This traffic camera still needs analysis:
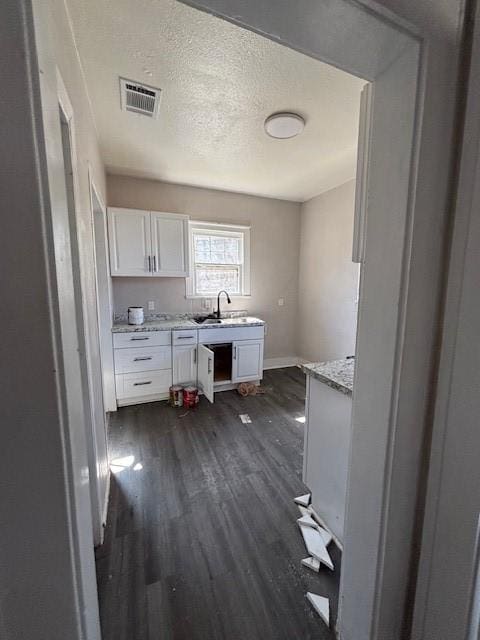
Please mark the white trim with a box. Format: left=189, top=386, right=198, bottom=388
left=88, top=171, right=114, bottom=543
left=57, top=70, right=105, bottom=548
left=352, top=82, right=373, bottom=264
left=189, top=220, right=251, bottom=231
left=263, top=356, right=306, bottom=370
left=186, top=221, right=251, bottom=298
left=411, top=4, right=480, bottom=637
left=27, top=0, right=449, bottom=637
left=31, top=2, right=102, bottom=635
left=88, top=169, right=116, bottom=414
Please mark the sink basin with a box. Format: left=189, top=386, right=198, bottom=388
left=193, top=317, right=222, bottom=325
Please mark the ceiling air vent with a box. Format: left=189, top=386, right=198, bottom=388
left=120, top=78, right=161, bottom=118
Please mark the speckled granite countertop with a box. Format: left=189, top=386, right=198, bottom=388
left=112, top=316, right=265, bottom=333
left=300, top=358, right=355, bottom=396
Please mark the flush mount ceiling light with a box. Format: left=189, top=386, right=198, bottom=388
left=264, top=112, right=305, bottom=139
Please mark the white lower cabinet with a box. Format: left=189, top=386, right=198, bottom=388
left=114, top=345, right=171, bottom=374
left=232, top=339, right=264, bottom=383
left=303, top=376, right=352, bottom=545
left=113, top=325, right=265, bottom=406
left=197, top=344, right=215, bottom=403
left=114, top=330, right=172, bottom=406
left=172, top=345, right=197, bottom=386
left=115, top=370, right=172, bottom=402
left=197, top=336, right=264, bottom=404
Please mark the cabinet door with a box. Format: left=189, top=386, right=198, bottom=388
left=108, top=208, right=151, bottom=276
left=172, top=345, right=197, bottom=385
left=197, top=344, right=214, bottom=403
left=151, top=212, right=189, bottom=277
left=232, top=339, right=264, bottom=383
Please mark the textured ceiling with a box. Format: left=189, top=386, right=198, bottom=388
left=67, top=0, right=365, bottom=201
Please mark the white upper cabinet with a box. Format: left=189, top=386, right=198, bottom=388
left=107, top=208, right=189, bottom=277
left=232, top=339, right=264, bottom=383
left=151, top=212, right=189, bottom=277
left=108, top=208, right=151, bottom=276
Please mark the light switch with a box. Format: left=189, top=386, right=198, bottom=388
left=278, top=298, right=285, bottom=306
left=147, top=300, right=155, bottom=311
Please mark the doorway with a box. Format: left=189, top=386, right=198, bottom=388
left=178, top=3, right=425, bottom=639
left=32, top=0, right=432, bottom=637
left=90, top=177, right=116, bottom=415
left=58, top=86, right=109, bottom=548
left=59, top=104, right=103, bottom=544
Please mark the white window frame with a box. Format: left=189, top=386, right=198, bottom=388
left=186, top=221, right=251, bottom=298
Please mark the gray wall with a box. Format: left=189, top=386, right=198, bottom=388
left=107, top=175, right=302, bottom=360
left=298, top=180, right=359, bottom=362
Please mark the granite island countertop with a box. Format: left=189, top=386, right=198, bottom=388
left=300, top=357, right=355, bottom=396
left=112, top=316, right=265, bottom=333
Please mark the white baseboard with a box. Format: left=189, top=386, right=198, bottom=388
left=263, top=356, right=307, bottom=370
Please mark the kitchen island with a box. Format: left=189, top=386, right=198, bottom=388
left=300, top=357, right=355, bottom=546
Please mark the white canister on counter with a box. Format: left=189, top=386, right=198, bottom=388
left=128, top=306, right=144, bottom=325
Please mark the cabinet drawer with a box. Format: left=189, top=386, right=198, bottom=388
left=113, top=330, right=171, bottom=349
left=172, top=329, right=198, bottom=345
left=114, top=345, right=171, bottom=374
left=115, top=370, right=172, bottom=400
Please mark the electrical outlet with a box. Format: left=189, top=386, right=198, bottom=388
left=202, top=298, right=212, bottom=311
left=147, top=300, right=155, bottom=311
left=278, top=298, right=285, bottom=307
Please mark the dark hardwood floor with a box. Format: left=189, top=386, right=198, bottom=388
left=96, top=367, right=340, bottom=640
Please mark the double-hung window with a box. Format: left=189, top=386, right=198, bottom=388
left=186, top=222, right=251, bottom=297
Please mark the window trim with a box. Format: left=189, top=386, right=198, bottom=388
left=185, top=221, right=251, bottom=298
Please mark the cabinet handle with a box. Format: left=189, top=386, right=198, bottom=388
left=134, top=381, right=152, bottom=386
left=134, top=356, right=152, bottom=361
left=233, top=346, right=237, bottom=359
left=131, top=337, right=149, bottom=341
left=177, top=336, right=194, bottom=340
left=193, top=348, right=197, bottom=364
left=153, top=255, right=157, bottom=272
left=148, top=255, right=151, bottom=272
left=208, top=358, right=212, bottom=374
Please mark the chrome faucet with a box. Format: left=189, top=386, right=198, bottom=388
left=215, top=290, right=231, bottom=319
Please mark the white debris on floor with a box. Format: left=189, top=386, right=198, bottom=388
left=306, top=592, right=330, bottom=627
left=295, top=493, right=332, bottom=629
left=239, top=413, right=252, bottom=424
left=294, top=493, right=311, bottom=507
left=318, top=527, right=333, bottom=547
left=301, top=556, right=320, bottom=573
left=297, top=513, right=320, bottom=529
left=298, top=522, right=334, bottom=570
left=297, top=504, right=311, bottom=517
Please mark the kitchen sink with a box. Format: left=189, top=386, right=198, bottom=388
left=193, top=317, right=223, bottom=325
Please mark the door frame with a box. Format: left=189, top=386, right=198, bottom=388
left=181, top=2, right=427, bottom=638
left=30, top=2, right=102, bottom=636
left=29, top=0, right=461, bottom=637
left=57, top=70, right=106, bottom=547
left=88, top=169, right=117, bottom=414
left=411, top=3, right=480, bottom=637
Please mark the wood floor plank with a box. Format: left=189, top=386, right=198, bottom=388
left=96, top=367, right=337, bottom=639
